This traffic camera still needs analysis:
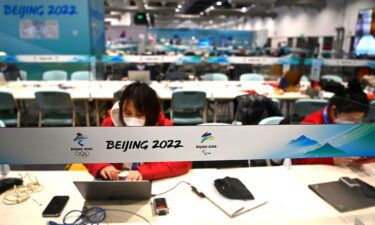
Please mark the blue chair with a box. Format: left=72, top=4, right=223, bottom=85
left=0, top=91, right=20, bottom=127
left=35, top=91, right=76, bottom=127
left=364, top=100, right=375, bottom=123
left=293, top=99, right=329, bottom=122
left=171, top=90, right=206, bottom=125
left=71, top=71, right=93, bottom=81
left=321, top=75, right=343, bottom=83
left=259, top=116, right=285, bottom=125
left=300, top=75, right=309, bottom=82
left=42, top=70, right=68, bottom=81
left=240, top=73, right=264, bottom=81
left=202, top=73, right=228, bottom=81
left=20, top=70, right=27, bottom=81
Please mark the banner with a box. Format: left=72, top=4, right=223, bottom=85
left=0, top=125, right=374, bottom=164
left=0, top=0, right=104, bottom=55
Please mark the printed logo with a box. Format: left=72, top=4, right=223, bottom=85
left=71, top=132, right=92, bottom=158
left=74, top=132, right=88, bottom=147
left=196, top=132, right=217, bottom=155
left=201, top=132, right=215, bottom=143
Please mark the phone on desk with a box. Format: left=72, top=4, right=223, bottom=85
left=42, top=196, right=69, bottom=217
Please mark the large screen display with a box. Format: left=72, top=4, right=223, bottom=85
left=354, top=8, right=375, bottom=57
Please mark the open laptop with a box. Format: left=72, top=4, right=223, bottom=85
left=73, top=180, right=152, bottom=200
left=128, top=70, right=150, bottom=83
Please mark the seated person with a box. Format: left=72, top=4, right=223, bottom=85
left=0, top=63, right=21, bottom=81
left=293, top=79, right=370, bottom=165
left=85, top=82, right=191, bottom=180
left=121, top=63, right=158, bottom=81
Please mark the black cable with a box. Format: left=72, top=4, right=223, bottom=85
left=152, top=181, right=191, bottom=197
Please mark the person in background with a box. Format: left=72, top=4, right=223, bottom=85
left=293, top=79, right=370, bottom=166
left=121, top=62, right=158, bottom=81
left=85, top=82, right=191, bottom=180
left=0, top=63, right=21, bottom=81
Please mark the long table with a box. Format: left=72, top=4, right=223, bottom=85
left=1, top=165, right=374, bottom=224
left=0, top=81, right=310, bottom=126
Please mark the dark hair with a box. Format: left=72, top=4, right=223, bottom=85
left=329, top=79, right=369, bottom=114
left=118, top=82, right=161, bottom=126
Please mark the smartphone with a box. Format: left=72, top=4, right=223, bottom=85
left=42, top=196, right=69, bottom=217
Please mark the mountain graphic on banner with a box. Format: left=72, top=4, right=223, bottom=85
left=288, top=135, right=319, bottom=147
left=304, top=143, right=346, bottom=157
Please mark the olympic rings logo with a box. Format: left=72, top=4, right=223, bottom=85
left=75, top=150, right=90, bottom=158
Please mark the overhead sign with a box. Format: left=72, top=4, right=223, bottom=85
left=0, top=125, right=374, bottom=164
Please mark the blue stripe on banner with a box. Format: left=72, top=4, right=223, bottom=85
left=0, top=125, right=375, bottom=164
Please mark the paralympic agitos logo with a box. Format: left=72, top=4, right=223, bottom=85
left=71, top=132, right=93, bottom=158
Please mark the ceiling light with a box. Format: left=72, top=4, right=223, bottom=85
left=210, top=6, right=215, bottom=10
left=175, top=8, right=180, bottom=12
left=216, top=1, right=222, bottom=6
left=178, top=5, right=182, bottom=8
left=200, top=12, right=204, bottom=15
left=241, top=7, right=247, bottom=13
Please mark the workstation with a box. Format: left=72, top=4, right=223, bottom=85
left=1, top=0, right=375, bottom=224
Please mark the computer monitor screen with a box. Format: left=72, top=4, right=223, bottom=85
left=198, top=39, right=211, bottom=47
left=354, top=8, right=375, bottom=57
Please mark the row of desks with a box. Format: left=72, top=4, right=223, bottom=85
left=1, top=165, right=374, bottom=224
left=0, top=81, right=310, bottom=126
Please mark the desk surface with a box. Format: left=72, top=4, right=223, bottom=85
left=0, top=81, right=310, bottom=101
left=1, top=165, right=374, bottom=225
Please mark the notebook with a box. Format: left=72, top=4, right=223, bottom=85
left=191, top=177, right=267, bottom=217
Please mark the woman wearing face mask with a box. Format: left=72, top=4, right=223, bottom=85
left=85, top=82, right=191, bottom=180
left=293, top=79, right=370, bottom=165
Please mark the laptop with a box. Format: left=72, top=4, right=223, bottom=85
left=73, top=180, right=152, bottom=200
left=128, top=70, right=150, bottom=83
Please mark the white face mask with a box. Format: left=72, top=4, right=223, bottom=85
left=334, top=118, right=356, bottom=124
left=123, top=117, right=145, bottom=126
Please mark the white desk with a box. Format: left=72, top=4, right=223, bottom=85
left=0, top=81, right=310, bottom=126
left=1, top=165, right=374, bottom=225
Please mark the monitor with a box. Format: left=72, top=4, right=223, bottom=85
left=128, top=70, right=151, bottom=83
left=73, top=180, right=152, bottom=200
left=354, top=8, right=375, bottom=57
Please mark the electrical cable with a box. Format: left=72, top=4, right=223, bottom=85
left=2, top=173, right=43, bottom=205
left=48, top=206, right=152, bottom=225
left=151, top=181, right=191, bottom=197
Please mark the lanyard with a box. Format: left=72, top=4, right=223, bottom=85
left=323, top=106, right=331, bottom=124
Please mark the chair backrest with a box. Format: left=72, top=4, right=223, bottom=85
left=0, top=91, right=17, bottom=110
left=364, top=99, right=375, bottom=123
left=166, top=72, right=188, bottom=81
left=113, top=88, right=124, bottom=102
left=171, top=90, right=206, bottom=110
left=42, top=70, right=68, bottom=81
left=240, top=73, right=264, bottom=81
left=35, top=91, right=72, bottom=111
left=294, top=99, right=329, bottom=119
left=202, top=73, right=228, bottom=81
left=300, top=75, right=309, bottom=82
left=321, top=75, right=343, bottom=83
left=20, top=70, right=27, bottom=81
left=259, top=116, right=284, bottom=125
left=71, top=71, right=93, bottom=81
